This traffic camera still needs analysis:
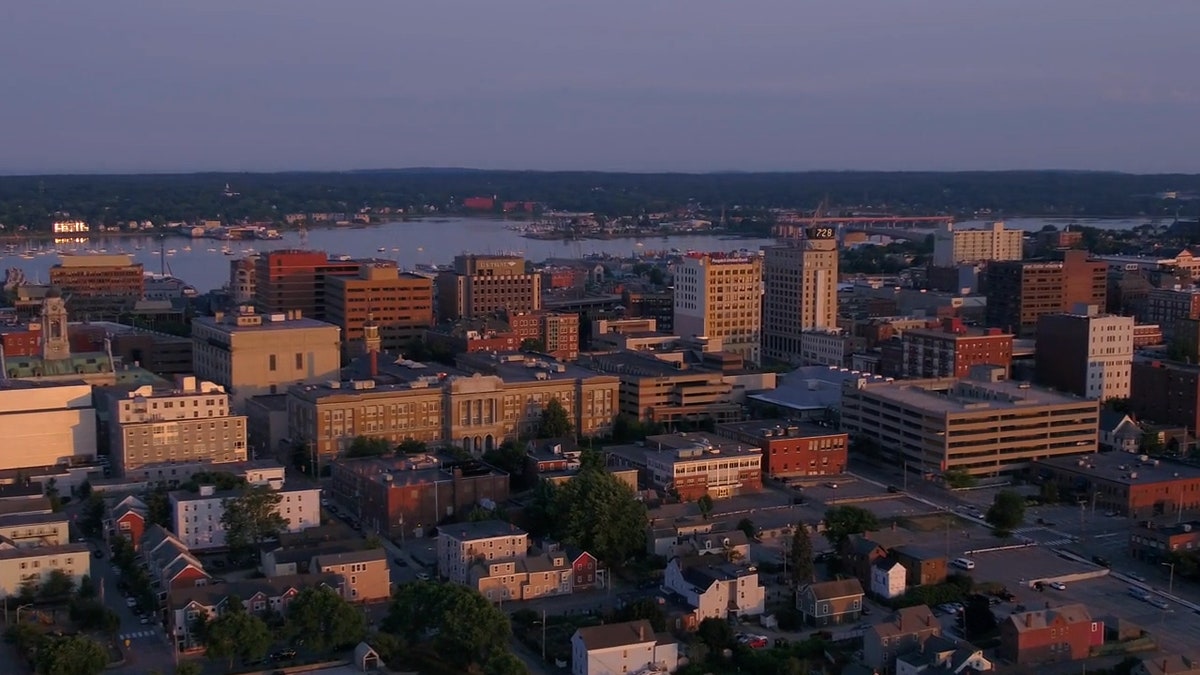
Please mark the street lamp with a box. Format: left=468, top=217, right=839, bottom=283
left=15, top=603, right=33, bottom=622
left=1156, top=557, right=1176, bottom=593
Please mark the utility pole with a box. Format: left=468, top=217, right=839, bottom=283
left=542, top=609, right=547, bottom=662
left=1163, top=561, right=1177, bottom=596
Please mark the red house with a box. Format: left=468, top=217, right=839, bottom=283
left=141, top=525, right=211, bottom=595
left=569, top=549, right=600, bottom=590
left=1000, top=604, right=1103, bottom=667
left=109, top=496, right=148, bottom=550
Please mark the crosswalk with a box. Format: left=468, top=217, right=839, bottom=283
left=119, top=629, right=157, bottom=641
left=1011, top=527, right=1077, bottom=547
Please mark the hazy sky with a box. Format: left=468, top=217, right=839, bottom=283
left=2, top=1, right=1198, bottom=174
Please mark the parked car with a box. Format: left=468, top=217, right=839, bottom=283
left=1128, top=572, right=1147, bottom=583
left=92, top=550, right=104, bottom=559
left=270, top=649, right=297, bottom=661
left=1049, top=581, right=1067, bottom=591
left=416, top=572, right=430, bottom=581
left=952, top=557, right=976, bottom=571
left=1092, top=555, right=1111, bottom=568
left=825, top=482, right=839, bottom=489
left=125, top=597, right=137, bottom=608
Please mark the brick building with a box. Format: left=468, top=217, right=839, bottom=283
left=1139, top=288, right=1200, bottom=342
left=985, top=251, right=1107, bottom=338
left=1035, top=453, right=1200, bottom=519
left=1130, top=521, right=1200, bottom=563
left=880, top=318, right=1013, bottom=379
left=436, top=254, right=541, bottom=321
left=715, top=420, right=847, bottom=478
left=1035, top=306, right=1134, bottom=401
left=999, top=604, right=1102, bottom=667
left=253, top=250, right=363, bottom=321
left=324, top=263, right=434, bottom=353
left=1130, top=357, right=1200, bottom=435
left=49, top=254, right=144, bottom=318
left=607, top=432, right=762, bottom=501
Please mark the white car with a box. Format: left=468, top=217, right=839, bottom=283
left=1049, top=581, right=1067, bottom=591
left=1148, top=597, right=1170, bottom=610
left=416, top=572, right=431, bottom=581
left=1128, top=572, right=1147, bottom=583
left=125, top=597, right=138, bottom=608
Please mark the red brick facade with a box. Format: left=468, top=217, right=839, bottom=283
left=1000, top=605, right=1103, bottom=667
left=716, top=421, right=847, bottom=478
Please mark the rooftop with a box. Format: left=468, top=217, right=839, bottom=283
left=805, top=578, right=864, bottom=601
left=575, top=620, right=658, bottom=651
left=0, top=542, right=88, bottom=561
left=441, top=519, right=527, bottom=541
left=717, top=419, right=844, bottom=440
left=1036, top=452, right=1200, bottom=486
left=748, top=365, right=893, bottom=412
left=580, top=350, right=705, bottom=378
left=644, top=432, right=762, bottom=459
left=168, top=573, right=341, bottom=610
left=193, top=311, right=337, bottom=334
left=454, top=352, right=612, bottom=384
left=171, top=484, right=317, bottom=503
left=870, top=605, right=938, bottom=639
left=1005, top=603, right=1092, bottom=633
left=0, top=512, right=69, bottom=528
left=852, top=370, right=1091, bottom=414
left=314, top=548, right=388, bottom=566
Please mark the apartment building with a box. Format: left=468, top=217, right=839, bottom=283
left=674, top=252, right=764, bottom=364
left=1139, top=288, right=1200, bottom=341
left=505, top=310, right=581, bottom=361
left=579, top=351, right=741, bottom=427
left=312, top=549, right=391, bottom=602
left=324, top=263, right=434, bottom=353
left=141, top=525, right=209, bottom=593
left=864, top=605, right=941, bottom=671
left=329, top=455, right=510, bottom=539
left=571, top=620, right=679, bottom=675
left=253, top=249, right=363, bottom=321
left=1130, top=357, right=1200, bottom=434
left=192, top=306, right=341, bottom=407
left=622, top=288, right=674, bottom=333
left=107, top=376, right=247, bottom=475
left=229, top=256, right=256, bottom=305
left=471, top=550, right=574, bottom=603
left=0, top=380, right=96, bottom=471
left=108, top=496, right=147, bottom=549
left=608, top=432, right=762, bottom=501
left=933, top=221, right=1024, bottom=267
left=169, top=485, right=320, bottom=550
left=985, top=251, right=1108, bottom=338
left=0, top=542, right=91, bottom=599
left=436, top=254, right=541, bottom=321
left=0, top=513, right=70, bottom=548
left=841, top=366, right=1099, bottom=478
left=49, top=254, right=144, bottom=317
left=1035, top=306, right=1134, bottom=400
left=763, top=235, right=838, bottom=364
left=716, top=420, right=847, bottom=478
left=881, top=318, right=1013, bottom=379
left=999, top=604, right=1103, bottom=667
left=287, top=378, right=445, bottom=459
left=437, top=520, right=529, bottom=585
left=662, top=555, right=765, bottom=623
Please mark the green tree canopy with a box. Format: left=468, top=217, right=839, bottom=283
left=696, top=617, right=734, bottom=652
left=613, top=598, right=667, bottom=632
left=823, top=505, right=879, bottom=550
left=696, top=494, right=714, bottom=519
left=203, top=602, right=272, bottom=669
left=523, top=479, right=559, bottom=538
left=537, top=398, right=573, bottom=439
left=347, top=436, right=392, bottom=458
left=146, top=488, right=171, bottom=528
left=383, top=581, right=512, bottom=670
left=555, top=466, right=648, bottom=568
left=396, top=439, right=428, bottom=454
left=221, top=486, right=288, bottom=554
left=35, top=634, right=108, bottom=675
left=520, top=338, right=546, bottom=353
left=985, top=490, right=1026, bottom=536
left=39, top=568, right=76, bottom=601
left=790, top=524, right=815, bottom=587
left=284, top=586, right=367, bottom=654
left=484, top=652, right=529, bottom=675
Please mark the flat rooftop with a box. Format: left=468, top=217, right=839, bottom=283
left=718, top=419, right=844, bottom=439
left=855, top=374, right=1091, bottom=414
left=441, top=519, right=527, bottom=541
left=0, top=542, right=88, bottom=561
left=193, top=314, right=337, bottom=333
left=455, top=352, right=611, bottom=383
left=581, top=350, right=708, bottom=378
left=1036, top=452, right=1200, bottom=486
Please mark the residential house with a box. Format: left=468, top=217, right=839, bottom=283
left=545, top=542, right=602, bottom=590
left=871, top=559, right=907, bottom=600
left=891, top=546, right=948, bottom=587
left=471, top=551, right=573, bottom=603
left=797, top=578, right=865, bottom=627
left=140, top=525, right=209, bottom=596
left=169, top=484, right=320, bottom=550
left=0, top=541, right=90, bottom=598
left=686, top=530, right=751, bottom=562
left=864, top=605, right=940, bottom=671
left=108, top=496, right=147, bottom=549
left=570, top=619, right=679, bottom=675
left=844, top=535, right=889, bottom=586
left=999, top=604, right=1103, bottom=667
left=312, top=549, right=391, bottom=603
left=169, top=573, right=341, bottom=652
left=1134, top=654, right=1200, bottom=675
left=0, top=512, right=70, bottom=548
left=437, top=520, right=528, bottom=585
left=1100, top=410, right=1143, bottom=453
left=662, top=555, right=765, bottom=626
left=896, top=635, right=994, bottom=674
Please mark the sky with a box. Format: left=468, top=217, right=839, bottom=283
left=1, top=1, right=1198, bottom=174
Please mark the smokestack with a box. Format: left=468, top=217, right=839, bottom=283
left=1025, top=613, right=1031, bottom=628
left=369, top=349, right=378, bottom=378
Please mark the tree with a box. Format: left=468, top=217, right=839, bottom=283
left=383, top=581, right=511, bottom=670
left=146, top=488, right=171, bottom=528
left=942, top=469, right=977, bottom=489
left=39, top=569, right=76, bottom=601
left=822, top=505, right=879, bottom=550
left=790, top=524, right=814, bottom=586
left=537, top=398, right=573, bottom=439
left=346, top=435, right=391, bottom=458
left=1140, top=432, right=1165, bottom=456
left=613, top=598, right=666, bottom=632
left=396, top=439, right=428, bottom=455
left=985, top=490, right=1026, bottom=537
left=174, top=663, right=203, bottom=675
left=1039, top=481, right=1060, bottom=504
left=485, top=652, right=529, bottom=675
left=203, top=601, right=271, bottom=670
left=76, top=575, right=97, bottom=600
left=68, top=597, right=119, bottom=633
left=963, top=594, right=997, bottom=638
left=555, top=466, right=648, bottom=568
left=697, top=494, right=714, bottom=520
left=520, top=337, right=546, bottom=353
left=35, top=634, right=108, bottom=675
left=78, top=494, right=105, bottom=538
left=285, top=586, right=367, bottom=654
left=220, top=486, right=287, bottom=554
left=524, top=479, right=559, bottom=537
left=483, top=441, right=528, bottom=483
left=45, top=478, right=63, bottom=513
left=736, top=518, right=757, bottom=541
left=696, top=617, right=734, bottom=652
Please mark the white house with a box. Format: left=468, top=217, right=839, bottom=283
left=1099, top=410, right=1142, bottom=454
left=662, top=555, right=765, bottom=623
left=871, top=559, right=907, bottom=599
left=170, top=485, right=319, bottom=550
left=571, top=620, right=678, bottom=675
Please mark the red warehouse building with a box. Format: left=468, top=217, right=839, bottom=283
left=716, top=420, right=848, bottom=478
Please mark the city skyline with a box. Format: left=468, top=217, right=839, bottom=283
left=2, top=1, right=1199, bottom=175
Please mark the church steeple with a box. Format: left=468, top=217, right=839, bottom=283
left=41, top=288, right=71, bottom=361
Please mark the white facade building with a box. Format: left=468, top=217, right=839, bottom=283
left=0, top=381, right=96, bottom=471
left=673, top=253, right=763, bottom=364
left=662, top=556, right=765, bottom=621
left=437, top=520, right=529, bottom=585
left=1036, top=305, right=1134, bottom=401
left=0, top=542, right=91, bottom=599
left=763, top=238, right=838, bottom=363
left=933, top=222, right=1024, bottom=267
left=800, top=329, right=849, bottom=367
left=871, top=559, right=907, bottom=599
left=169, top=485, right=319, bottom=550
left=571, top=620, right=679, bottom=675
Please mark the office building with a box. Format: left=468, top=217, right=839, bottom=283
left=169, top=484, right=320, bottom=550
left=881, top=318, right=1013, bottom=379
left=579, top=351, right=741, bottom=427
left=253, top=250, right=363, bottom=321
left=985, top=251, right=1107, bottom=338
left=716, top=420, right=847, bottom=478
left=932, top=221, right=1024, bottom=267
left=107, top=376, right=247, bottom=475
left=1035, top=306, right=1134, bottom=401
left=1036, top=453, right=1200, bottom=519
left=674, top=252, right=763, bottom=364
left=324, top=263, right=434, bottom=353
left=841, top=366, right=1099, bottom=478
left=763, top=235, right=838, bottom=364
left=49, top=254, right=144, bottom=317
left=621, top=288, right=674, bottom=333
left=191, top=306, right=341, bottom=407
left=436, top=254, right=541, bottom=321
left=1130, top=357, right=1200, bottom=434
left=1139, top=287, right=1200, bottom=341
left=0, top=381, right=96, bottom=472
left=607, top=432, right=762, bottom=501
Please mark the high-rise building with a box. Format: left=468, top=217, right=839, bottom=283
left=253, top=250, right=363, bottom=321
left=763, top=234, right=838, bottom=364
left=1035, top=305, right=1133, bottom=400
left=1138, top=287, right=1200, bottom=341
left=674, top=252, right=763, bottom=364
left=932, top=222, right=1024, bottom=267
left=324, top=263, right=434, bottom=354
left=107, top=376, right=248, bottom=475
left=49, top=254, right=144, bottom=318
left=191, top=306, right=341, bottom=408
left=1130, top=356, right=1200, bottom=435
left=229, top=256, right=257, bottom=305
left=984, top=251, right=1107, bottom=338
left=436, top=254, right=541, bottom=321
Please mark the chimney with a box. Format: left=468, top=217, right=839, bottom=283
left=638, top=624, right=645, bottom=641
left=1025, top=613, right=1032, bottom=628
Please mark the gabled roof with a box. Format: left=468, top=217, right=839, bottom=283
left=845, top=535, right=886, bottom=557
left=673, top=555, right=757, bottom=591
left=891, top=545, right=945, bottom=563
left=574, top=620, right=656, bottom=651
left=1005, top=603, right=1093, bottom=633
left=1100, top=409, right=1139, bottom=434
left=112, top=502, right=146, bottom=523
left=873, top=558, right=905, bottom=573
left=870, top=605, right=938, bottom=639
left=695, top=530, right=749, bottom=550
left=805, top=578, right=864, bottom=601
left=167, top=573, right=340, bottom=610
left=163, top=557, right=208, bottom=583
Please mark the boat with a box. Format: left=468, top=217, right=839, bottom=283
left=377, top=247, right=386, bottom=252
left=166, top=249, right=177, bottom=255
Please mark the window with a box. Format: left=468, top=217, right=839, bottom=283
left=269, top=354, right=277, bottom=371
left=296, top=353, right=303, bottom=369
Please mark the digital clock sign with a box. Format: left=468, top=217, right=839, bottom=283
left=805, top=227, right=836, bottom=240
